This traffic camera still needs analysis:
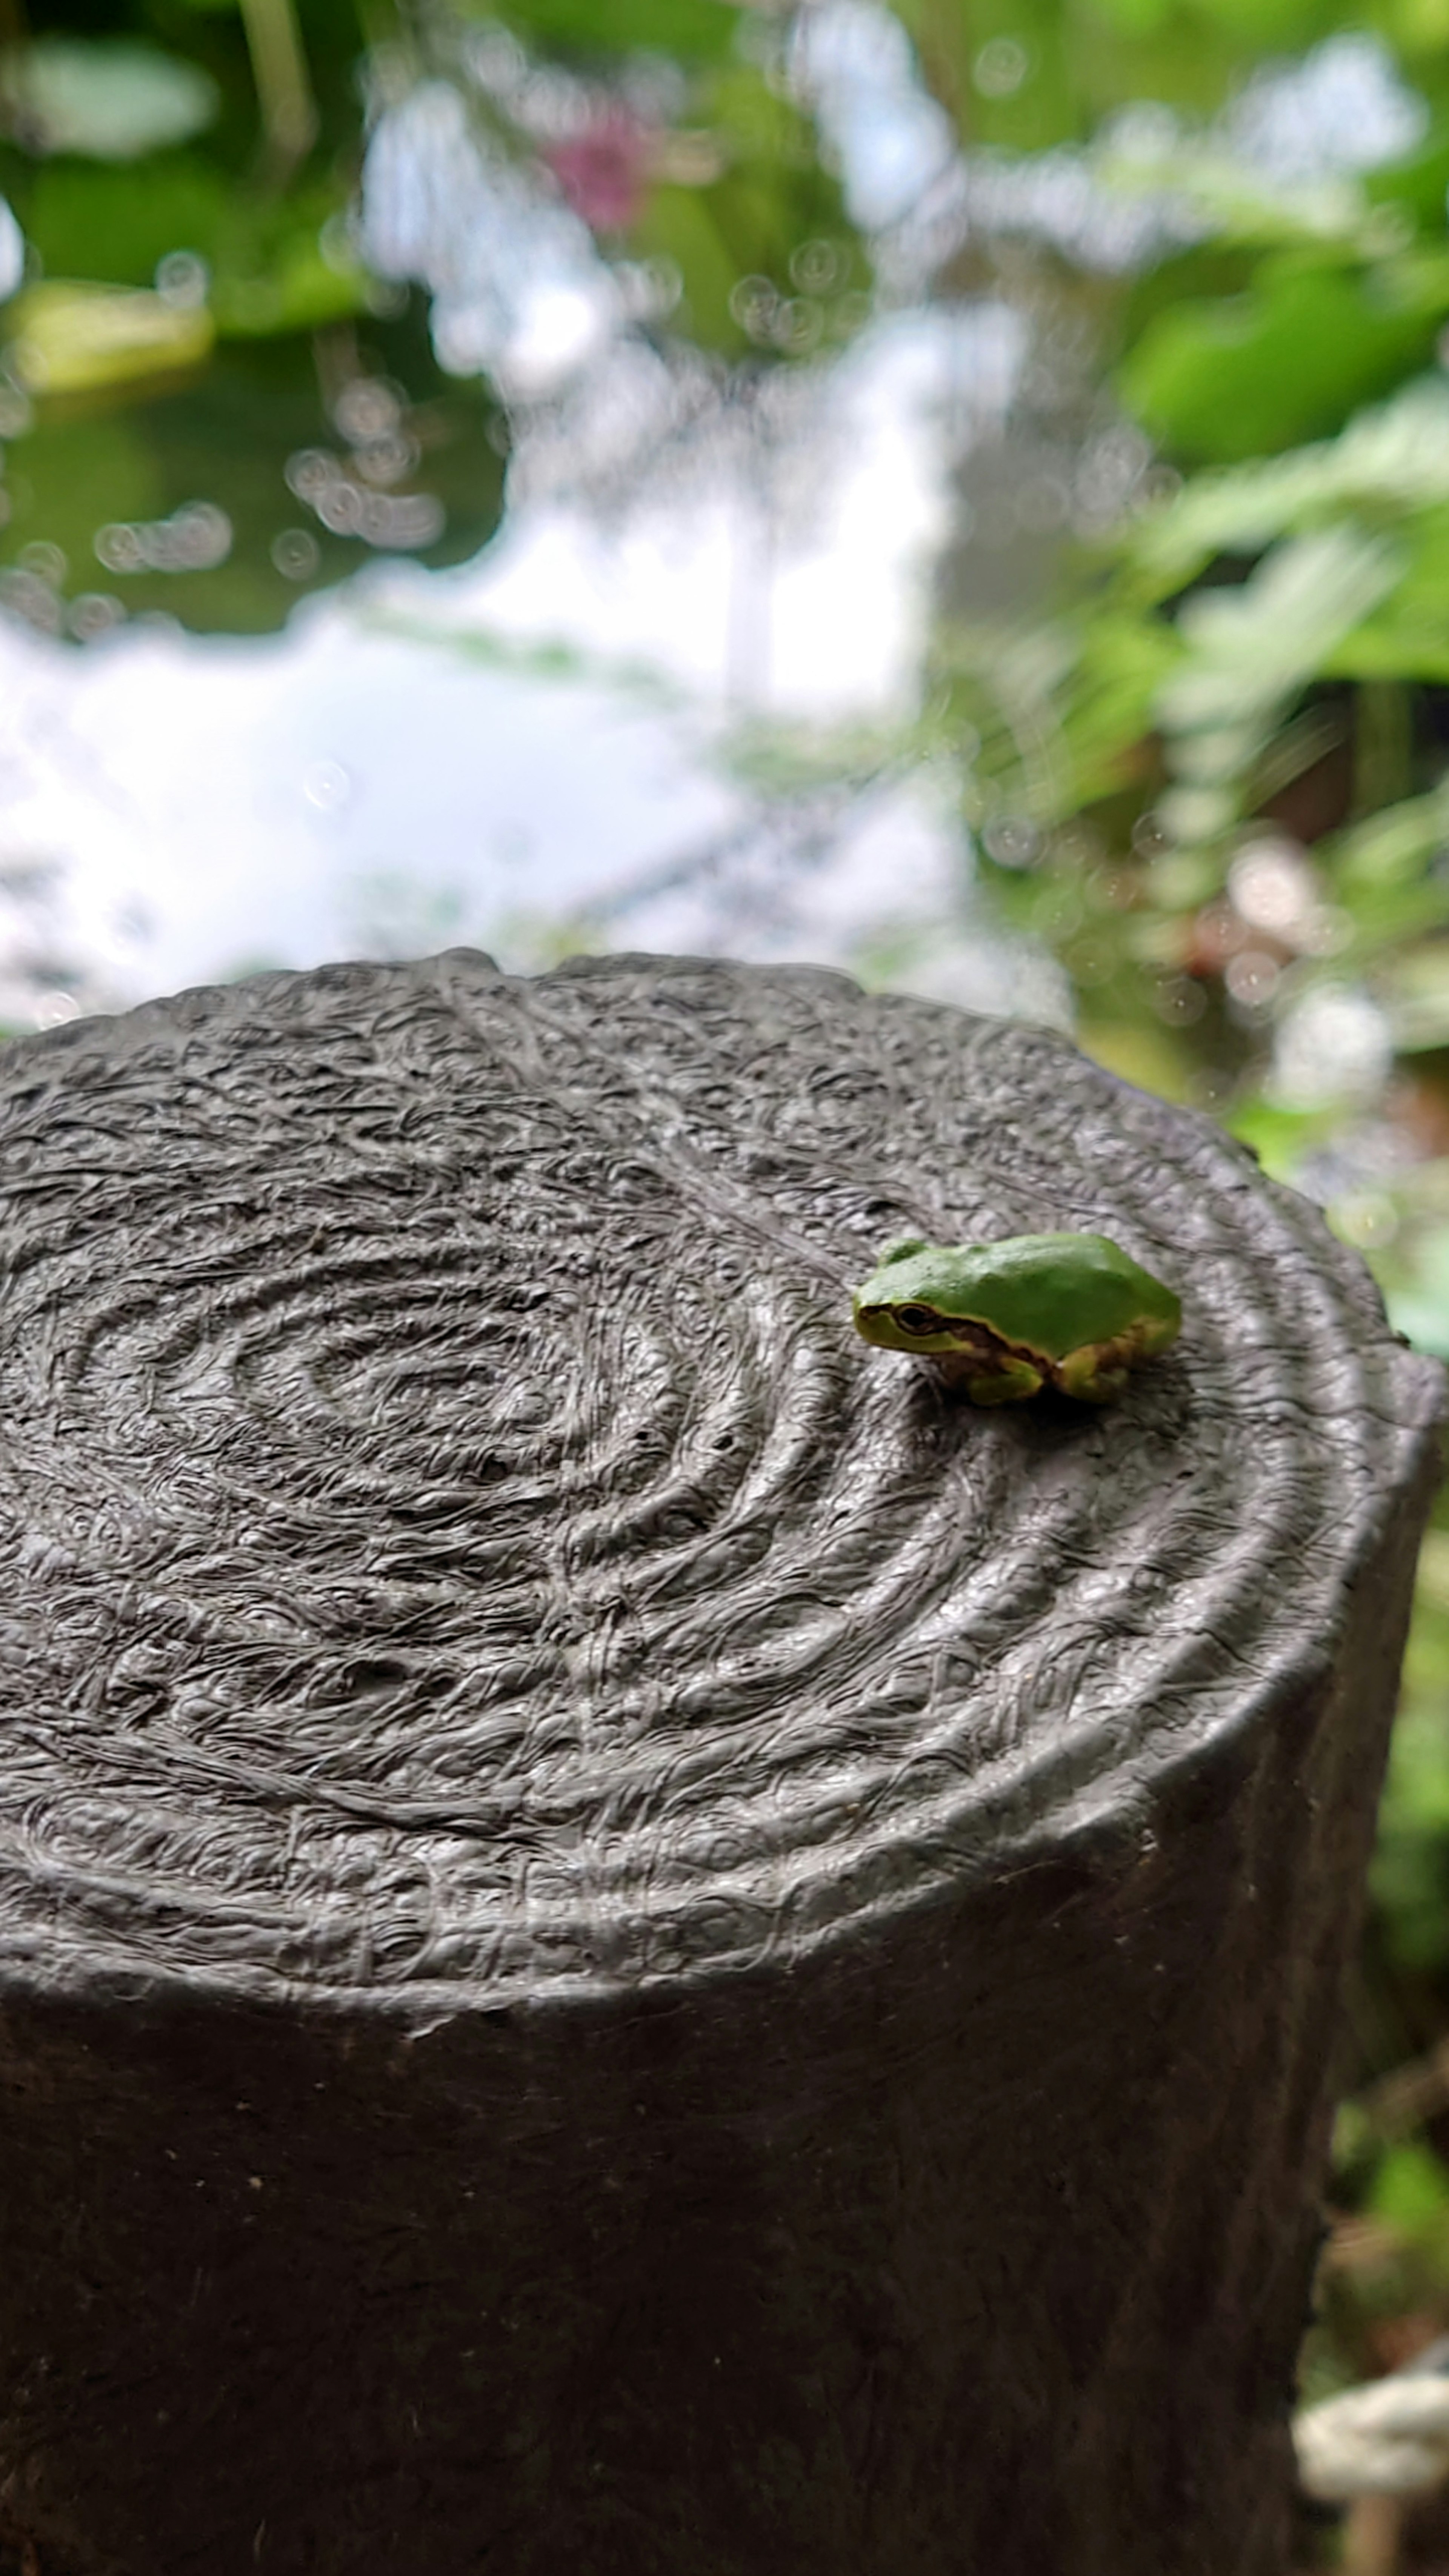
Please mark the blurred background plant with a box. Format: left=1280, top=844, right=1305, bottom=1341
left=6, top=0, right=1449, bottom=2558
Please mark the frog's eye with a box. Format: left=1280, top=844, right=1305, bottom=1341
left=892, top=1303, right=941, bottom=1337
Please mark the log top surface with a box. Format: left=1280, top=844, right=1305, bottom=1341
left=0, top=949, right=1435, bottom=2019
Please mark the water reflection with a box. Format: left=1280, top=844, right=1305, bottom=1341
left=0, top=293, right=1048, bottom=1022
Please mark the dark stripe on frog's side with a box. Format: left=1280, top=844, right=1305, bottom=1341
left=853, top=1307, right=1032, bottom=1367
left=926, top=1313, right=1157, bottom=1400
left=924, top=1315, right=1043, bottom=1392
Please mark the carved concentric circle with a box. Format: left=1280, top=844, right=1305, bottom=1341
left=0, top=950, right=1434, bottom=2014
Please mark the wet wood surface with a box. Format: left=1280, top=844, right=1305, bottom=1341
left=0, top=948, right=1437, bottom=2574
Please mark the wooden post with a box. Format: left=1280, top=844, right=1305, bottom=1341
left=0, top=950, right=1437, bottom=2576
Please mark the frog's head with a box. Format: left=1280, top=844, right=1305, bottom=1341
left=851, top=1238, right=981, bottom=1357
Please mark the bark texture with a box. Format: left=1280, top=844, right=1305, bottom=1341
left=0, top=948, right=1437, bottom=2576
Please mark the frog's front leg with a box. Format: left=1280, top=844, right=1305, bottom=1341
left=937, top=1349, right=1045, bottom=1404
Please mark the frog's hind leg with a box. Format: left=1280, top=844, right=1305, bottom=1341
left=1055, top=1344, right=1129, bottom=1403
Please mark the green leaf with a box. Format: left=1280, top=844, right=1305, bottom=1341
left=1323, top=508, right=1449, bottom=681
left=17, top=154, right=233, bottom=292
left=1329, top=787, right=1449, bottom=889
left=1118, top=259, right=1449, bottom=460
left=1154, top=526, right=1400, bottom=766
left=1315, top=784, right=1449, bottom=970
left=1126, top=378, right=1449, bottom=593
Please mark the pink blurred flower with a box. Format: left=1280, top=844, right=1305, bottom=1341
left=543, top=111, right=651, bottom=234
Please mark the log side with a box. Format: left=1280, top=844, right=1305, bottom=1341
left=0, top=947, right=1436, bottom=2576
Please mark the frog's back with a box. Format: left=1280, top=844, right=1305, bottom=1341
left=897, top=1231, right=1175, bottom=1359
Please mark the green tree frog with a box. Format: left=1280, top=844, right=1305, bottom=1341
left=851, top=1231, right=1181, bottom=1404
